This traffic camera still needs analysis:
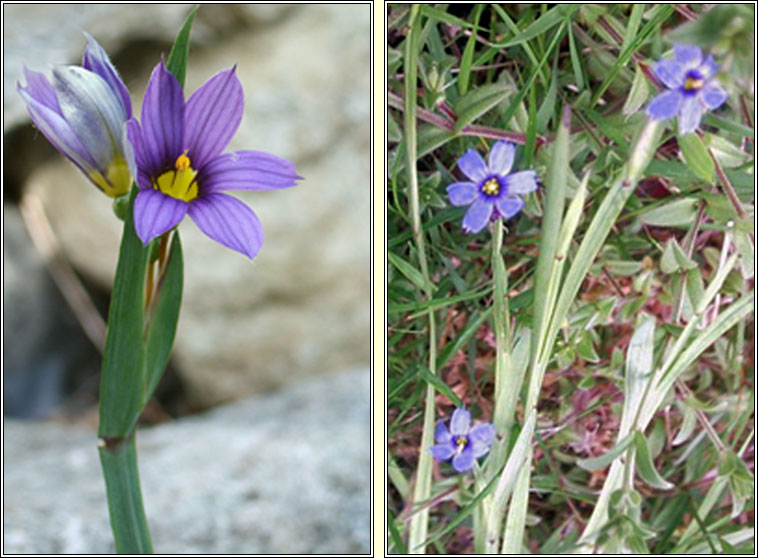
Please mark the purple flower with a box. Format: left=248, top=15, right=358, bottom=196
left=446, top=140, right=537, bottom=234
left=126, top=62, right=301, bottom=259
left=17, top=33, right=133, bottom=197
left=429, top=408, right=496, bottom=473
left=646, top=44, right=728, bottom=135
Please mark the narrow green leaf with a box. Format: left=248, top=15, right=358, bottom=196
left=143, top=233, right=184, bottom=406
left=436, top=309, right=491, bottom=370
left=532, top=105, right=570, bottom=363
left=457, top=5, right=483, bottom=96
left=567, top=23, right=585, bottom=90
left=416, top=365, right=463, bottom=408
left=577, top=432, right=634, bottom=470
left=703, top=113, right=755, bottom=138
left=634, top=431, right=674, bottom=490
left=166, top=5, right=199, bottom=88
left=621, top=4, right=645, bottom=53
left=495, top=5, right=576, bottom=47
left=454, top=82, right=509, bottom=132
left=685, top=267, right=705, bottom=310
left=99, top=187, right=149, bottom=438
left=679, top=133, right=715, bottom=183
left=620, top=316, right=655, bottom=434
left=622, top=64, right=651, bottom=118
left=388, top=251, right=428, bottom=292
left=419, top=5, right=483, bottom=31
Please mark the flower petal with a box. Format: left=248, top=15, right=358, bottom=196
left=462, top=198, right=493, bottom=234
left=505, top=170, right=538, bottom=195
left=199, top=150, right=300, bottom=193
left=487, top=140, right=515, bottom=176
left=457, top=149, right=487, bottom=182
left=452, top=445, right=475, bottom=472
left=495, top=196, right=524, bottom=220
left=435, top=420, right=452, bottom=444
left=140, top=62, right=184, bottom=177
left=701, top=83, right=728, bottom=110
left=133, top=189, right=188, bottom=245
left=446, top=181, right=477, bottom=206
left=678, top=95, right=703, bottom=136
left=188, top=193, right=264, bottom=259
left=429, top=443, right=456, bottom=462
left=81, top=32, right=132, bottom=119
left=53, top=65, right=127, bottom=168
left=126, top=119, right=153, bottom=189
left=647, top=90, right=683, bottom=121
left=674, top=44, right=702, bottom=67
left=653, top=59, right=685, bottom=89
left=469, top=423, right=496, bottom=446
left=184, top=67, right=244, bottom=170
left=699, top=55, right=720, bottom=80
left=471, top=439, right=493, bottom=459
left=450, top=408, right=471, bottom=436
left=17, top=85, right=97, bottom=174
left=20, top=67, right=60, bottom=111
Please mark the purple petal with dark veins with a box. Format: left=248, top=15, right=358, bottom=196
left=20, top=67, right=60, bottom=111
left=53, top=66, right=126, bottom=168
left=81, top=32, right=132, bottom=118
left=430, top=443, right=456, bottom=462
left=446, top=181, right=478, bottom=206
left=457, top=149, right=487, bottom=182
left=140, top=62, right=184, bottom=176
left=183, top=67, right=244, bottom=170
left=125, top=118, right=151, bottom=189
left=18, top=84, right=97, bottom=174
left=199, top=150, right=300, bottom=193
left=452, top=445, right=475, bottom=472
left=134, top=189, right=188, bottom=245
left=462, top=197, right=493, bottom=234
left=188, top=193, right=264, bottom=259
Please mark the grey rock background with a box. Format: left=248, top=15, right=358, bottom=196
left=4, top=3, right=371, bottom=406
left=4, top=368, right=370, bottom=554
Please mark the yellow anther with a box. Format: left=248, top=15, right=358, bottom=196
left=175, top=150, right=191, bottom=172
left=684, top=77, right=704, bottom=91
left=455, top=436, right=468, bottom=448
left=482, top=178, right=500, bottom=196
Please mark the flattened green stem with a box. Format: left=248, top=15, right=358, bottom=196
left=403, top=6, right=437, bottom=554
left=98, top=435, right=153, bottom=554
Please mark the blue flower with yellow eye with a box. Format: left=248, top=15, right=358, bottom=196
left=446, top=140, right=537, bottom=234
left=646, top=44, right=728, bottom=135
left=429, top=408, right=496, bottom=473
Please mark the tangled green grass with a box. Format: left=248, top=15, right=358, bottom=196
left=387, top=4, right=754, bottom=554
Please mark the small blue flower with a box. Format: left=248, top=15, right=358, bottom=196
left=446, top=140, right=537, bottom=234
left=429, top=408, right=496, bottom=473
left=646, top=44, right=728, bottom=135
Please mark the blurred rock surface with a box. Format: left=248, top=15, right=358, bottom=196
left=6, top=4, right=370, bottom=407
left=3, top=368, right=370, bottom=554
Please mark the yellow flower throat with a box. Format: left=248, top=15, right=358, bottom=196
left=155, top=151, right=198, bottom=202
left=684, top=77, right=704, bottom=92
